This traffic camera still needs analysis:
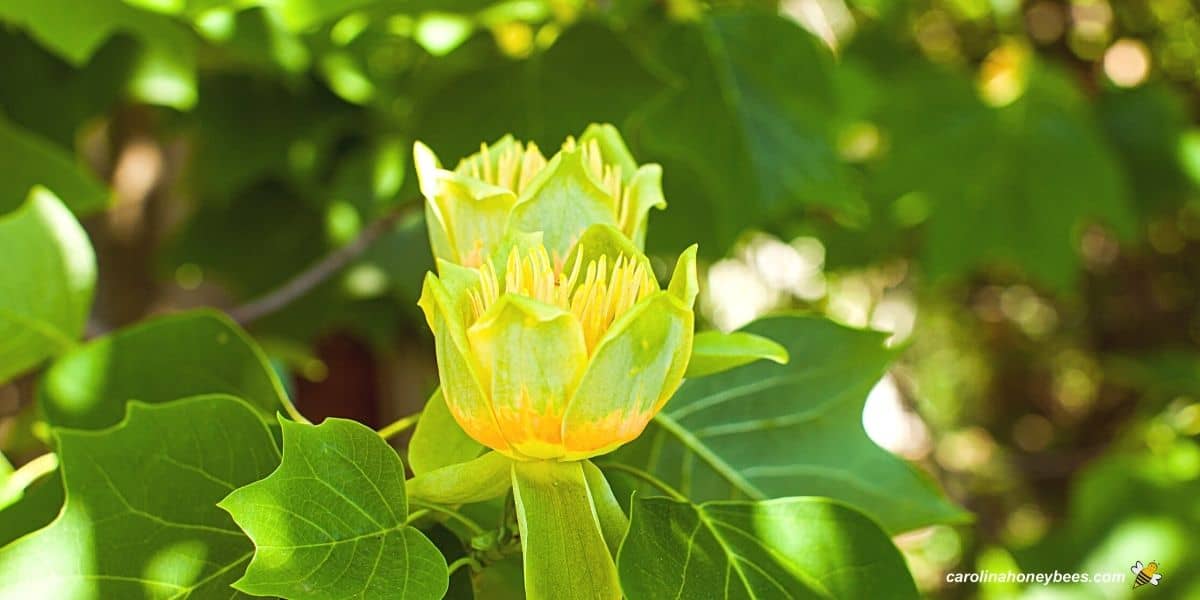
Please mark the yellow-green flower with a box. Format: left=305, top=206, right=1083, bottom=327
left=418, top=225, right=697, bottom=461
left=414, top=124, right=665, bottom=269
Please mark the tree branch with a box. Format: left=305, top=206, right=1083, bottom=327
left=228, top=201, right=417, bottom=326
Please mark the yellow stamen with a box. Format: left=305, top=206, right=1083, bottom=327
left=467, top=245, right=655, bottom=352
left=456, top=140, right=548, bottom=195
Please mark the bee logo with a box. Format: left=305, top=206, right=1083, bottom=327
left=1131, top=561, right=1162, bottom=589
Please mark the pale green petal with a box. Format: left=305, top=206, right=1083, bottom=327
left=426, top=173, right=517, bottom=266
left=667, top=244, right=699, bottom=307
left=453, top=134, right=518, bottom=176
left=418, top=272, right=513, bottom=454
left=509, top=150, right=618, bottom=259
left=621, top=164, right=666, bottom=249
left=467, top=294, right=589, bottom=459
left=561, top=291, right=694, bottom=459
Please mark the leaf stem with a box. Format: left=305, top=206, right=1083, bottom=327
left=228, top=200, right=417, bottom=326
left=280, top=397, right=311, bottom=425
left=377, top=411, right=422, bottom=440
left=409, top=501, right=485, bottom=535
left=447, top=556, right=482, bottom=576
left=2, top=453, right=59, bottom=499
left=406, top=509, right=431, bottom=524
left=597, top=462, right=687, bottom=501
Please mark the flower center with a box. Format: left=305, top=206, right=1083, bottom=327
left=467, top=245, right=655, bottom=352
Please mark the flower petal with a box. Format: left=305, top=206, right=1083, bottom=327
left=667, top=244, right=699, bottom=307
left=578, top=123, right=638, bottom=180
left=560, top=291, right=694, bottom=459
left=418, top=271, right=513, bottom=455
left=509, top=150, right=619, bottom=259
left=562, top=223, right=655, bottom=289
left=468, top=294, right=589, bottom=459
left=621, top=164, right=666, bottom=249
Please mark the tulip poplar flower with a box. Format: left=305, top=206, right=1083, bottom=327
left=414, top=124, right=666, bottom=270
left=418, top=225, right=697, bottom=461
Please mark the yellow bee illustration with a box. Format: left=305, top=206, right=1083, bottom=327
left=1131, top=561, right=1162, bottom=589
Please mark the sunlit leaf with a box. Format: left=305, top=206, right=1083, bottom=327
left=0, top=395, right=279, bottom=599
left=616, top=315, right=967, bottom=534
left=39, top=310, right=292, bottom=429
left=0, top=187, right=95, bottom=384
left=618, top=496, right=919, bottom=598
left=220, top=417, right=448, bottom=599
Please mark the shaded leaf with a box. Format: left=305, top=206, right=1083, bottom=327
left=0, top=117, right=109, bottom=216
left=617, top=315, right=967, bottom=533
left=0, top=395, right=280, bottom=599
left=40, top=310, right=292, bottom=430
left=220, top=417, right=448, bottom=599
left=629, top=11, right=858, bottom=255
left=0, top=187, right=95, bottom=384
left=0, top=0, right=197, bottom=108
left=618, top=496, right=919, bottom=599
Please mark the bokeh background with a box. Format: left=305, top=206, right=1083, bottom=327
left=2, top=0, right=1199, bottom=597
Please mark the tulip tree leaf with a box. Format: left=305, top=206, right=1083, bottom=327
left=220, top=417, right=449, bottom=600
left=630, top=12, right=859, bottom=255
left=617, top=496, right=919, bottom=599
left=0, top=187, right=95, bottom=384
left=0, top=395, right=280, bottom=599
left=408, top=387, right=484, bottom=475
left=617, top=315, right=967, bottom=534
left=0, top=118, right=110, bottom=216
left=686, top=330, right=789, bottom=379
left=414, top=23, right=665, bottom=165
left=39, top=309, right=292, bottom=430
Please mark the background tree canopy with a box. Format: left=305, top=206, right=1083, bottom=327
left=2, top=0, right=1200, bottom=598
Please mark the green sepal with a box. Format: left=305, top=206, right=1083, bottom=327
left=408, top=451, right=513, bottom=505
left=511, top=460, right=621, bottom=600
left=582, top=461, right=628, bottom=557
left=685, top=330, right=790, bottom=378
left=408, top=388, right=484, bottom=475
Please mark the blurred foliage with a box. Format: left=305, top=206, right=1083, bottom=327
left=2, top=0, right=1200, bottom=598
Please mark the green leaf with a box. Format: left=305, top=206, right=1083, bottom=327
left=0, top=187, right=95, bottom=384
left=220, top=417, right=449, bottom=599
left=0, top=395, right=280, bottom=599
left=408, top=451, right=512, bottom=505
left=0, top=117, right=110, bottom=215
left=511, top=460, right=621, bottom=600
left=686, top=330, right=789, bottom=378
left=617, top=496, right=919, bottom=599
left=617, top=315, right=967, bottom=534
left=408, top=388, right=484, bottom=475
left=630, top=12, right=858, bottom=255
left=413, top=23, right=665, bottom=164
left=0, top=0, right=197, bottom=108
left=39, top=309, right=293, bottom=430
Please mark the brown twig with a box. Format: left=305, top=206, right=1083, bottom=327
left=228, top=201, right=417, bottom=326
